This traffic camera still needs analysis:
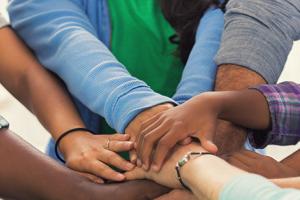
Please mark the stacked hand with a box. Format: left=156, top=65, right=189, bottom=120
left=126, top=143, right=206, bottom=189
left=59, top=132, right=135, bottom=183
left=135, top=93, right=219, bottom=171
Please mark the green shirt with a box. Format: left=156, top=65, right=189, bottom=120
left=103, top=0, right=183, bottom=134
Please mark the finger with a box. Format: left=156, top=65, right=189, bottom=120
left=108, top=133, right=130, bottom=141
left=195, top=127, right=218, bottom=154
left=136, top=117, right=165, bottom=157
left=124, top=167, right=146, bottom=180
left=141, top=113, right=162, bottom=129
left=139, top=130, right=168, bottom=170
left=130, top=149, right=138, bottom=164
left=76, top=171, right=104, bottom=184
left=100, top=150, right=135, bottom=171
left=108, top=140, right=134, bottom=152
left=179, top=137, right=192, bottom=145
left=83, top=160, right=126, bottom=181
left=138, top=120, right=172, bottom=169
left=151, top=127, right=187, bottom=172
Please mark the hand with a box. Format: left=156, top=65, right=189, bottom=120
left=125, top=143, right=206, bottom=189
left=59, top=132, right=135, bottom=182
left=223, top=150, right=299, bottom=178
left=154, top=189, right=197, bottom=200
left=136, top=93, right=219, bottom=171
left=125, top=103, right=174, bottom=163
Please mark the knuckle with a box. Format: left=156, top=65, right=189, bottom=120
left=158, top=138, right=170, bottom=149
left=143, top=134, right=154, bottom=144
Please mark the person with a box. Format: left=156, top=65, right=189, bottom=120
left=135, top=0, right=300, bottom=172
left=7, top=0, right=229, bottom=182
left=126, top=142, right=300, bottom=200
left=0, top=13, right=169, bottom=199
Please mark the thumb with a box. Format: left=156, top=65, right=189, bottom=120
left=124, top=167, right=146, bottom=180
left=195, top=130, right=218, bottom=153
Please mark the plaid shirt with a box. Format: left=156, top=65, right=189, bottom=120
left=249, top=82, right=300, bottom=148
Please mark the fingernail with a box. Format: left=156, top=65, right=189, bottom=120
left=127, top=163, right=134, bottom=170
left=96, top=179, right=104, bottom=184
left=151, top=165, right=159, bottom=172
left=142, top=164, right=149, bottom=171
left=117, top=174, right=125, bottom=180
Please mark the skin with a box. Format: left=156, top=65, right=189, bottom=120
left=135, top=65, right=267, bottom=171
left=127, top=143, right=300, bottom=200
left=126, top=143, right=245, bottom=200
left=213, top=64, right=266, bottom=154
left=0, top=26, right=135, bottom=182
left=0, top=26, right=170, bottom=198
left=136, top=82, right=269, bottom=171
left=224, top=150, right=300, bottom=179
left=0, top=129, right=169, bottom=200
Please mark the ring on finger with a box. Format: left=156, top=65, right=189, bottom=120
left=104, top=138, right=110, bottom=150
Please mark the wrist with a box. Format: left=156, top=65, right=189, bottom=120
left=195, top=92, right=224, bottom=117
left=58, top=130, right=92, bottom=156
left=176, top=152, right=214, bottom=190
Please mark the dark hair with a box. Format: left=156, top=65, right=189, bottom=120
left=160, top=0, right=223, bottom=63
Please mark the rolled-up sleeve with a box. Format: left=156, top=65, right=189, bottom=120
left=215, top=0, right=300, bottom=84
left=249, top=82, right=300, bottom=148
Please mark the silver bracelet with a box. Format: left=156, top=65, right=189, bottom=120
left=175, top=151, right=213, bottom=190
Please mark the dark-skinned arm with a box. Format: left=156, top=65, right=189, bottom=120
left=0, top=129, right=169, bottom=200
left=213, top=65, right=266, bottom=154
left=214, top=0, right=300, bottom=153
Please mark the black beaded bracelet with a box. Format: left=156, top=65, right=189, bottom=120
left=55, top=128, right=95, bottom=163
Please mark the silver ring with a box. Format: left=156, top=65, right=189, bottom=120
left=105, top=138, right=110, bottom=150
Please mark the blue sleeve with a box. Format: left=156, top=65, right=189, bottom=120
left=8, top=0, right=175, bottom=133
left=173, top=8, right=224, bottom=104
left=220, top=174, right=300, bottom=200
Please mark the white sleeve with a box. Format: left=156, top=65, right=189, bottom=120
left=0, top=13, right=9, bottom=28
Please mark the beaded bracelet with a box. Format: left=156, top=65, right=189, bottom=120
left=175, top=152, right=213, bottom=190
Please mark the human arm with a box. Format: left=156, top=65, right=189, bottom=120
left=126, top=143, right=244, bottom=200
left=172, top=8, right=224, bottom=104
left=126, top=143, right=300, bottom=200
left=0, top=25, right=135, bottom=181
left=212, top=0, right=300, bottom=153
left=135, top=86, right=269, bottom=170
left=272, top=177, right=300, bottom=190
left=0, top=129, right=169, bottom=200
left=224, top=150, right=299, bottom=179
left=8, top=0, right=175, bottom=134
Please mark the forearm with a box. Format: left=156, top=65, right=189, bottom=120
left=280, top=150, right=300, bottom=175
left=182, top=155, right=246, bottom=200
left=0, top=130, right=94, bottom=200
left=271, top=177, right=300, bottom=190
left=213, top=65, right=266, bottom=153
left=9, top=0, right=175, bottom=133
left=0, top=130, right=169, bottom=200
left=213, top=89, right=270, bottom=130
left=215, top=0, right=300, bottom=84
left=172, top=8, right=224, bottom=104
left=0, top=27, right=84, bottom=139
